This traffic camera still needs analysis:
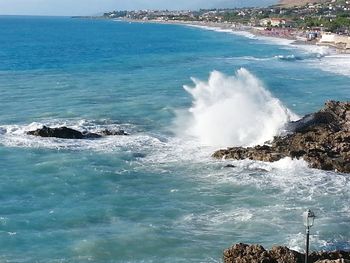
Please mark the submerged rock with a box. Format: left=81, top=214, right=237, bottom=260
left=0, top=127, right=6, bottom=135
left=224, top=164, right=237, bottom=168
left=213, top=101, right=350, bottom=173
left=223, top=243, right=350, bottom=263
left=27, top=126, right=128, bottom=139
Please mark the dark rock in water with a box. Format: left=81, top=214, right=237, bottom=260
left=27, top=126, right=128, bottom=139
left=213, top=101, right=350, bottom=173
left=132, top=152, right=146, bottom=158
left=27, top=126, right=85, bottom=139
left=224, top=164, right=236, bottom=168
left=223, top=243, right=350, bottom=263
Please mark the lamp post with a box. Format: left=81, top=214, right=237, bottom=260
left=303, top=209, right=316, bottom=263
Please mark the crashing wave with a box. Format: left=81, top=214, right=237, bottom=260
left=176, top=68, right=297, bottom=147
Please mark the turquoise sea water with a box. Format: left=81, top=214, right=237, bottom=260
left=0, top=16, right=349, bottom=262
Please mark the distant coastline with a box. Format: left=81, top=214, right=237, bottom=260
left=112, top=18, right=346, bottom=52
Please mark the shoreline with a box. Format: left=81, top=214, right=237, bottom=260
left=116, top=18, right=349, bottom=54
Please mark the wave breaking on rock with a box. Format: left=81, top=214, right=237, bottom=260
left=179, top=68, right=296, bottom=147
left=213, top=101, right=350, bottom=173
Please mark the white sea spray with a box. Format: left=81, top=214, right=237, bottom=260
left=177, top=68, right=297, bottom=147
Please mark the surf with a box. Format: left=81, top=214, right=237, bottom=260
left=177, top=68, right=297, bottom=147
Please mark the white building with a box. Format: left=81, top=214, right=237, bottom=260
left=260, top=18, right=286, bottom=27
left=320, top=32, right=336, bottom=43
left=320, top=33, right=350, bottom=50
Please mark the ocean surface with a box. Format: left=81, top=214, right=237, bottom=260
left=0, top=16, right=349, bottom=262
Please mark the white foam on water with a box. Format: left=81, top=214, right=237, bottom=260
left=224, top=157, right=309, bottom=175
left=254, top=35, right=296, bottom=46
left=222, top=56, right=273, bottom=62
left=309, top=54, right=350, bottom=77
left=229, top=30, right=257, bottom=39
left=287, top=232, right=329, bottom=252
left=186, top=24, right=263, bottom=44
left=0, top=119, right=216, bottom=169
left=176, top=68, right=297, bottom=147
left=214, top=157, right=309, bottom=190
left=252, top=34, right=350, bottom=77
left=292, top=44, right=331, bottom=57
left=180, top=207, right=253, bottom=228
left=185, top=24, right=234, bottom=35
left=187, top=24, right=294, bottom=46
left=0, top=120, right=150, bottom=152
left=221, top=157, right=349, bottom=197
left=273, top=43, right=350, bottom=77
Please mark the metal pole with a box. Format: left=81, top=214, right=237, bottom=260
left=305, top=226, right=310, bottom=263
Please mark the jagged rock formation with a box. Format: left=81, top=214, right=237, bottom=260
left=27, top=126, right=128, bottom=139
left=223, top=243, right=350, bottom=263
left=213, top=101, right=350, bottom=173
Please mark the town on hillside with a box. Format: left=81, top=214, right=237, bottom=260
left=102, top=0, right=350, bottom=52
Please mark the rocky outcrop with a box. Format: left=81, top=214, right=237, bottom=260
left=223, top=243, right=350, bottom=263
left=213, top=101, right=350, bottom=173
left=27, top=126, right=128, bottom=139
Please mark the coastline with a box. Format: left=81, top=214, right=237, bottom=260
left=115, top=18, right=350, bottom=55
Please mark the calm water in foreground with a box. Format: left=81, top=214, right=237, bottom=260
left=0, top=16, right=349, bottom=262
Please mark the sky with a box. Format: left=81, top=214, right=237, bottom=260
left=0, top=0, right=277, bottom=16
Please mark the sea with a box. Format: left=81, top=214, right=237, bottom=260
left=0, top=16, right=349, bottom=263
